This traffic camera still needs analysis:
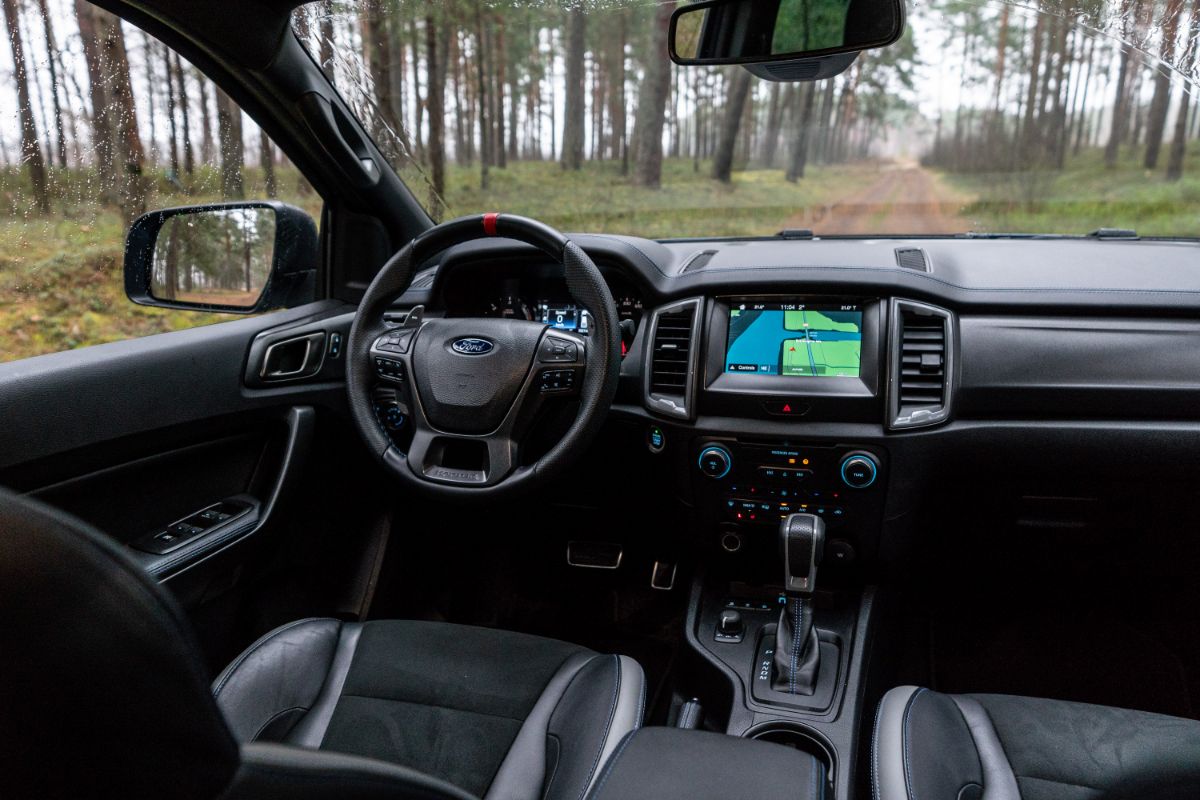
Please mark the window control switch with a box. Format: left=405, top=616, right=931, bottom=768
left=131, top=498, right=254, bottom=556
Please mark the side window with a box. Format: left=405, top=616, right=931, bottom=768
left=0, top=2, right=321, bottom=364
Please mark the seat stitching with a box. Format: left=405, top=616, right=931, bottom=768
left=574, top=654, right=621, bottom=800
left=250, top=705, right=308, bottom=742
left=213, top=618, right=332, bottom=699
left=871, top=694, right=885, bottom=800
left=541, top=654, right=605, bottom=800
left=584, top=729, right=637, bottom=800
left=540, top=734, right=563, bottom=800
left=634, top=666, right=646, bottom=729
left=901, top=688, right=928, bottom=800
left=337, top=693, right=527, bottom=723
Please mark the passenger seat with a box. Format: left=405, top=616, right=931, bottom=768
left=872, top=686, right=1200, bottom=800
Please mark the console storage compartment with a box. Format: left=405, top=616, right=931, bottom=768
left=589, top=727, right=827, bottom=800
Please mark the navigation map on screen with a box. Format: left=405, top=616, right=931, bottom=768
left=725, top=302, right=862, bottom=378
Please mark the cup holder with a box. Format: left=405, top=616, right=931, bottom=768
left=743, top=721, right=836, bottom=786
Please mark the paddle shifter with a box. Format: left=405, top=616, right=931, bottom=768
left=771, top=513, right=825, bottom=694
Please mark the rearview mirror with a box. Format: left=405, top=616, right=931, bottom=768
left=669, top=0, right=904, bottom=67
left=124, top=201, right=318, bottom=314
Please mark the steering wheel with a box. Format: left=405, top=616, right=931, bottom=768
left=346, top=214, right=621, bottom=500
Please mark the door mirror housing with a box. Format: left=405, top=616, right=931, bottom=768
left=669, top=0, right=904, bottom=71
left=124, top=201, right=318, bottom=314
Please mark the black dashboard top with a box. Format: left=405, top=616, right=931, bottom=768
left=401, top=234, right=1200, bottom=314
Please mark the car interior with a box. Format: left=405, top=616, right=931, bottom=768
left=3, top=0, right=1200, bottom=798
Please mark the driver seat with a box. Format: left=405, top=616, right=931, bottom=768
left=0, top=488, right=644, bottom=799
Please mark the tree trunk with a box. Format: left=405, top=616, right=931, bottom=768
left=631, top=1, right=673, bottom=187
left=3, top=0, right=48, bottom=211
left=494, top=18, right=507, bottom=168
left=1166, top=0, right=1200, bottom=179
left=1144, top=0, right=1184, bottom=168
left=259, top=129, right=276, bottom=198
left=561, top=6, right=586, bottom=170
left=1020, top=12, right=1046, bottom=161
left=198, top=72, right=214, bottom=163
left=1105, top=0, right=1139, bottom=167
left=426, top=12, right=446, bottom=220
left=473, top=1, right=490, bottom=188
left=163, top=43, right=180, bottom=176
left=36, top=0, right=66, bottom=168
left=173, top=52, right=194, bottom=179
left=786, top=83, right=818, bottom=182
left=711, top=67, right=752, bottom=182
left=216, top=88, right=245, bottom=199
left=74, top=2, right=112, bottom=183
left=609, top=10, right=627, bottom=171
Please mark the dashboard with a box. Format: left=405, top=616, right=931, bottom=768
left=412, top=232, right=1200, bottom=569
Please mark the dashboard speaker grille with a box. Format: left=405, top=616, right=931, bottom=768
left=894, top=247, right=930, bottom=272
left=649, top=308, right=695, bottom=395
left=890, top=300, right=953, bottom=428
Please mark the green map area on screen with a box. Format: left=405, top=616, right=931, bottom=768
left=726, top=306, right=862, bottom=377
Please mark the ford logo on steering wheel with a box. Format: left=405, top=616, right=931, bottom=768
left=451, top=337, right=494, bottom=355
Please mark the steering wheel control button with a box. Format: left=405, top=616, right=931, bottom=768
left=840, top=453, right=879, bottom=488
left=647, top=425, right=666, bottom=453
left=698, top=445, right=733, bottom=479
left=374, top=330, right=414, bottom=354
left=374, top=357, right=406, bottom=383
left=383, top=406, right=406, bottom=430
left=539, top=336, right=578, bottom=363
left=539, top=368, right=576, bottom=393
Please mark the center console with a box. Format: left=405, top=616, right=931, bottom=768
left=634, top=294, right=911, bottom=800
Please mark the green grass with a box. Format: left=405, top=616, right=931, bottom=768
left=941, top=143, right=1200, bottom=237
left=405, top=157, right=882, bottom=238
left=0, top=165, right=322, bottom=363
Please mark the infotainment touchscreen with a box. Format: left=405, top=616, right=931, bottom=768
left=725, top=300, right=863, bottom=377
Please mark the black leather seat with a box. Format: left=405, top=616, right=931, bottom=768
left=0, top=488, right=643, bottom=799
left=872, top=685, right=1200, bottom=800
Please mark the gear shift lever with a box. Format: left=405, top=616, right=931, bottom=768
left=771, top=513, right=825, bottom=694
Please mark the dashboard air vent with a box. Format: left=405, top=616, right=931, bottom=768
left=894, top=247, right=930, bottom=272
left=889, top=299, right=954, bottom=429
left=644, top=298, right=702, bottom=420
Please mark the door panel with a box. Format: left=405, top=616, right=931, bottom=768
left=0, top=301, right=355, bottom=602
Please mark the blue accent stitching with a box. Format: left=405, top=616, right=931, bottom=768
left=790, top=598, right=802, bottom=694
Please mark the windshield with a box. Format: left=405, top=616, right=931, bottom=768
left=297, top=0, right=1200, bottom=238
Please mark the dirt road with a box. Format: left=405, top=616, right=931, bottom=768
left=786, top=162, right=973, bottom=235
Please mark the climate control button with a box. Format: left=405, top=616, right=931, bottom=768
left=840, top=453, right=879, bottom=488
left=698, top=445, right=733, bottom=479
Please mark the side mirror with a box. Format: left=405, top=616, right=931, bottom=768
left=124, top=201, right=318, bottom=314
left=669, top=0, right=904, bottom=74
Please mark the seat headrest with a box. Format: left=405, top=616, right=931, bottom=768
left=0, top=487, right=238, bottom=798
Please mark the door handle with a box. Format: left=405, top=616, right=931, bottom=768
left=260, top=332, right=326, bottom=381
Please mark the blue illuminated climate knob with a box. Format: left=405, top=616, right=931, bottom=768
left=698, top=445, right=733, bottom=479
left=839, top=453, right=879, bottom=488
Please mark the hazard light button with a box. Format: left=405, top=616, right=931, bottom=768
left=763, top=400, right=809, bottom=417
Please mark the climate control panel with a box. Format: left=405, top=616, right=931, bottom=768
left=692, top=439, right=885, bottom=532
